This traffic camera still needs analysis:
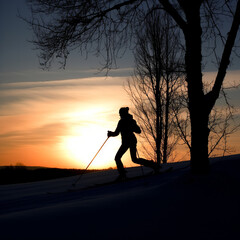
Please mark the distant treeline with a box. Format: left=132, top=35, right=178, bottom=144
left=0, top=166, right=100, bottom=185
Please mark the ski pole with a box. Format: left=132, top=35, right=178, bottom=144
left=72, top=137, right=109, bottom=187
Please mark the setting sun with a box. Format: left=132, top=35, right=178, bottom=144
left=61, top=124, right=122, bottom=169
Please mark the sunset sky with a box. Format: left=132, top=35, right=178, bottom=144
left=0, top=0, right=239, bottom=169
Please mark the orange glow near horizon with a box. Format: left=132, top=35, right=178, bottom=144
left=0, top=73, right=239, bottom=169
left=0, top=77, right=137, bottom=169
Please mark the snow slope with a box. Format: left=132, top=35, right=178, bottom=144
left=0, top=155, right=239, bottom=240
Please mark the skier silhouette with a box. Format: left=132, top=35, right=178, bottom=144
left=108, top=107, right=160, bottom=180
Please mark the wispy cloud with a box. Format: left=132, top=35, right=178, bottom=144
left=0, top=122, right=68, bottom=149
left=0, top=67, right=133, bottom=84
left=0, top=77, right=129, bottom=116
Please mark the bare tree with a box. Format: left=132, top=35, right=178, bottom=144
left=208, top=105, right=240, bottom=156
left=25, top=0, right=240, bottom=173
left=174, top=83, right=240, bottom=159
left=126, top=11, right=184, bottom=165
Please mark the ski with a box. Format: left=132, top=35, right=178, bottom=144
left=46, top=174, right=149, bottom=194
left=46, top=166, right=173, bottom=194
left=156, top=166, right=173, bottom=174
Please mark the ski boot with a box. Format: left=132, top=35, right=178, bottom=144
left=114, top=173, right=127, bottom=182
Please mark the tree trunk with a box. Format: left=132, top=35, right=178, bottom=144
left=184, top=2, right=210, bottom=174
left=156, top=77, right=162, bottom=165
left=163, top=31, right=170, bottom=164
left=190, top=107, right=210, bottom=174
left=163, top=77, right=169, bottom=164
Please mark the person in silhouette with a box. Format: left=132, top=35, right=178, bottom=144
left=108, top=107, right=160, bottom=180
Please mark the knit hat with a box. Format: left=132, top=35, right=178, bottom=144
left=119, top=107, right=129, bottom=117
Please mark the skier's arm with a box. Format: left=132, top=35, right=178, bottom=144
left=108, top=121, right=121, bottom=137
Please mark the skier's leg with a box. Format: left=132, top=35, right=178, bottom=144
left=130, top=144, right=160, bottom=172
left=130, top=143, right=149, bottom=165
left=115, top=144, right=128, bottom=177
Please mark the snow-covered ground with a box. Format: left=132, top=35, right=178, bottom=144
left=0, top=155, right=239, bottom=240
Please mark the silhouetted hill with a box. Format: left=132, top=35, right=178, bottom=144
left=0, top=166, right=100, bottom=185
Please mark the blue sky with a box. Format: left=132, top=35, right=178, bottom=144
left=0, top=0, right=134, bottom=84
left=0, top=0, right=239, bottom=83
